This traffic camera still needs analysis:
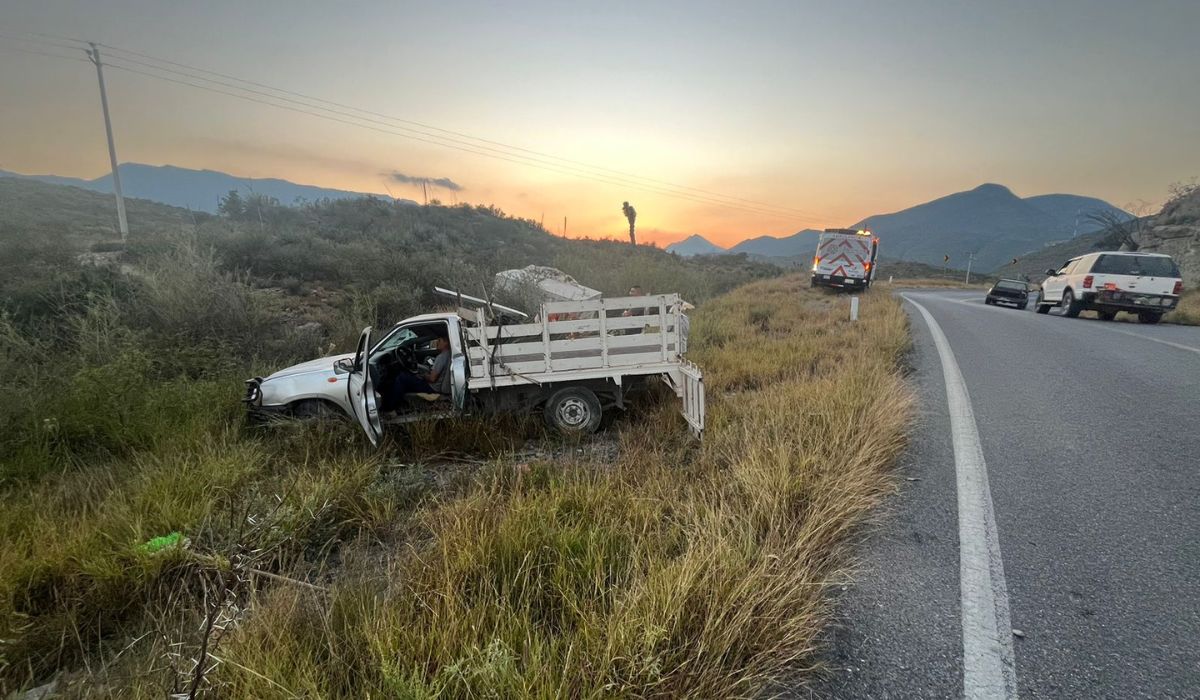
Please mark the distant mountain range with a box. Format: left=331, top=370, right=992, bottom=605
left=666, top=234, right=727, bottom=257
left=667, top=184, right=1130, bottom=270
left=0, top=163, right=413, bottom=213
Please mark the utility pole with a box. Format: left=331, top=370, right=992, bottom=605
left=964, top=252, right=976, bottom=285
left=87, top=43, right=129, bottom=243
left=563, top=216, right=567, bottom=237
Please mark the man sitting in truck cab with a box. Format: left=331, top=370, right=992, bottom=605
left=385, top=330, right=451, bottom=406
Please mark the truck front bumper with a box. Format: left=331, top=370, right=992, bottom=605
left=243, top=378, right=289, bottom=422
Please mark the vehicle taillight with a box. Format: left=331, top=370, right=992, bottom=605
left=1083, top=275, right=1093, bottom=289
left=864, top=262, right=872, bottom=271
left=1104, top=282, right=1118, bottom=291
left=1174, top=280, right=1183, bottom=295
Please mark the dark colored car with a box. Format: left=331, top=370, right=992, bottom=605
left=985, top=279, right=1029, bottom=309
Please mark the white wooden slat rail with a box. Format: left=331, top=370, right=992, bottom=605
left=457, top=293, right=702, bottom=437
left=465, top=295, right=683, bottom=381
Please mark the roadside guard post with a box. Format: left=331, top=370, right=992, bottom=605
left=850, top=296, right=860, bottom=322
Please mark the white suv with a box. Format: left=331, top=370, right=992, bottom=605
left=1037, top=252, right=1183, bottom=324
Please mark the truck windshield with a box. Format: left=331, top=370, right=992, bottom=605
left=1092, top=255, right=1180, bottom=277
left=996, top=280, right=1026, bottom=290
left=372, top=328, right=417, bottom=356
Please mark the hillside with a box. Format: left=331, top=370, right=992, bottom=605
left=1136, top=184, right=1200, bottom=284
left=0, top=178, right=776, bottom=344
left=1024, top=193, right=1128, bottom=233
left=666, top=186, right=1126, bottom=269
left=667, top=233, right=726, bottom=256
left=667, top=229, right=823, bottom=260
left=999, top=184, right=1200, bottom=284
left=0, top=176, right=204, bottom=238
left=728, top=228, right=823, bottom=257
left=0, top=163, right=412, bottom=213
left=0, top=179, right=906, bottom=696
left=998, top=229, right=1108, bottom=280
left=852, top=183, right=1127, bottom=270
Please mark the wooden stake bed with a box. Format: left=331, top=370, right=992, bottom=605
left=462, top=293, right=704, bottom=436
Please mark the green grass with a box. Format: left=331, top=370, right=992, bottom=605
left=204, top=276, right=914, bottom=698
left=0, top=199, right=913, bottom=696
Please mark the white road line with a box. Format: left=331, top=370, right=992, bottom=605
left=1101, top=327, right=1200, bottom=355
left=903, top=294, right=1019, bottom=700
left=938, top=295, right=1200, bottom=355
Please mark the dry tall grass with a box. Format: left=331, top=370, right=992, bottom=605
left=1, top=275, right=912, bottom=696
left=1166, top=289, right=1200, bottom=325
left=203, top=276, right=913, bottom=698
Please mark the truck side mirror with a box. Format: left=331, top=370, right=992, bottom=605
left=1044, top=269, right=1057, bottom=277
left=334, top=357, right=354, bottom=374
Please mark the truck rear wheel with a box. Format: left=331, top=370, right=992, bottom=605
left=1061, top=289, right=1083, bottom=318
left=1137, top=311, right=1163, bottom=324
left=543, top=387, right=602, bottom=435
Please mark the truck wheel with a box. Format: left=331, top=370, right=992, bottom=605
left=1035, top=303, right=1051, bottom=314
left=292, top=399, right=342, bottom=421
left=1061, top=289, right=1082, bottom=318
left=544, top=387, right=602, bottom=434
left=1137, top=311, right=1163, bottom=325
left=1098, top=310, right=1117, bottom=321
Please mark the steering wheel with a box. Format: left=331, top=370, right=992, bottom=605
left=373, top=345, right=418, bottom=378
left=393, top=345, right=420, bottom=373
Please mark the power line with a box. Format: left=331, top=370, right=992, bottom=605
left=95, top=50, right=818, bottom=220
left=13, top=34, right=820, bottom=221
left=0, top=43, right=90, bottom=64
left=0, top=31, right=88, bottom=53
left=8, top=33, right=828, bottom=223
left=92, top=41, right=825, bottom=219
left=96, top=58, right=814, bottom=220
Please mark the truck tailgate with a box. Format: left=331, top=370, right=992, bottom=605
left=679, top=361, right=705, bottom=437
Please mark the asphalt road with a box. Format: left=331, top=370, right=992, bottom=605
left=810, top=289, right=1200, bottom=699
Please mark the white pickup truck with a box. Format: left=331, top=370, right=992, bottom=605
left=244, top=291, right=704, bottom=445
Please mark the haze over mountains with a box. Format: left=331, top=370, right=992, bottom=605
left=2, top=163, right=1130, bottom=273
left=0, top=163, right=412, bottom=213
left=669, top=184, right=1130, bottom=270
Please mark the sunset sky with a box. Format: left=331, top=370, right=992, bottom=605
left=2, top=1, right=1198, bottom=247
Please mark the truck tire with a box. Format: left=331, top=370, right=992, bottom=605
left=1098, top=310, right=1117, bottom=321
left=543, top=387, right=602, bottom=435
left=1137, top=311, right=1163, bottom=325
left=1035, top=303, right=1051, bottom=314
left=1061, top=289, right=1082, bottom=318
left=292, top=399, right=343, bottom=421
